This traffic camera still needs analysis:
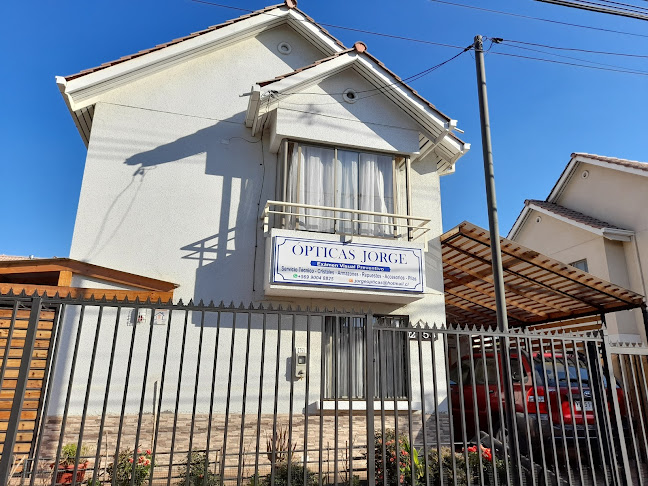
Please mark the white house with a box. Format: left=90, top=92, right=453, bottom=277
left=509, top=153, right=648, bottom=342
left=46, top=3, right=473, bottom=475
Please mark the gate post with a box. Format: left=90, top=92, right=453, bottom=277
left=0, top=296, right=42, bottom=485
left=365, top=311, right=375, bottom=486
left=601, top=328, right=633, bottom=484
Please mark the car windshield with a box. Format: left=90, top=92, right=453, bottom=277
left=535, top=355, right=600, bottom=386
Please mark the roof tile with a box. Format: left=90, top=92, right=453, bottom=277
left=526, top=199, right=629, bottom=231
left=572, top=152, right=648, bottom=173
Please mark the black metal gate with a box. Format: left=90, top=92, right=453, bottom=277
left=0, top=293, right=645, bottom=485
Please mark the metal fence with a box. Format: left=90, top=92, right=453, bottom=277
left=0, top=293, right=646, bottom=486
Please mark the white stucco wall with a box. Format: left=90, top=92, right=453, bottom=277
left=513, top=161, right=648, bottom=340
left=58, top=24, right=453, bottom=416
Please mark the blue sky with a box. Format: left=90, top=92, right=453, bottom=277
left=1, top=0, right=646, bottom=258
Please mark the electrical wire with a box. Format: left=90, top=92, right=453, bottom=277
left=487, top=38, right=648, bottom=73
left=426, top=0, right=648, bottom=38
left=488, top=49, right=648, bottom=76
left=498, top=38, right=648, bottom=58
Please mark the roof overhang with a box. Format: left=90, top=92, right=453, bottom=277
left=246, top=51, right=469, bottom=171
left=509, top=201, right=635, bottom=242
left=56, top=4, right=345, bottom=146
left=442, top=221, right=645, bottom=329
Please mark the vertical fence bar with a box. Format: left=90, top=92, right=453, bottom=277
left=617, top=352, right=643, bottom=484
left=428, top=332, right=442, bottom=486
left=479, top=333, right=498, bottom=486
left=29, top=304, right=65, bottom=486
left=254, top=312, right=267, bottom=485
left=270, top=314, right=282, bottom=486
left=403, top=327, right=415, bottom=486
left=453, top=334, right=469, bottom=482
left=0, top=297, right=41, bottom=486
left=465, top=337, right=484, bottom=486
left=236, top=312, right=252, bottom=486
left=601, top=332, right=633, bottom=483
left=488, top=332, right=510, bottom=481
left=287, top=313, right=297, bottom=486
left=203, top=309, right=222, bottom=486
left=318, top=317, right=325, bottom=486
left=378, top=329, right=388, bottom=486
left=365, top=312, right=375, bottom=486
left=441, top=332, right=457, bottom=486
left=303, top=314, right=312, bottom=486
left=390, top=327, right=401, bottom=486
left=220, top=311, right=238, bottom=483
left=55, top=304, right=88, bottom=486
left=415, top=330, right=430, bottom=486
left=583, top=338, right=613, bottom=486
left=149, top=308, right=175, bottom=486
left=333, top=316, right=339, bottom=486
left=187, top=310, right=206, bottom=486
left=167, top=309, right=190, bottom=485
left=72, top=305, right=105, bottom=483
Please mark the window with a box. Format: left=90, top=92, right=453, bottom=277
left=280, top=141, right=409, bottom=238
left=570, top=259, right=588, bottom=272
left=323, top=315, right=409, bottom=400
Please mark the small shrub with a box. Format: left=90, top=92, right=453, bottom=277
left=107, top=447, right=154, bottom=486
left=59, top=443, right=89, bottom=467
left=373, top=429, right=421, bottom=486
left=250, top=462, right=317, bottom=486
left=428, top=446, right=506, bottom=486
left=177, top=451, right=221, bottom=486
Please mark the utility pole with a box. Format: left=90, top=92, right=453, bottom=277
left=473, top=34, right=521, bottom=484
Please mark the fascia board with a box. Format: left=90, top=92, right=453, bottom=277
left=508, top=206, right=531, bottom=240
left=62, top=10, right=294, bottom=111
left=573, top=154, right=648, bottom=179
left=285, top=10, right=345, bottom=54
left=261, top=55, right=356, bottom=98
left=352, top=56, right=467, bottom=162
left=547, top=158, right=578, bottom=203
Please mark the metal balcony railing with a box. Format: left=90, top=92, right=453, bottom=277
left=261, top=200, right=431, bottom=241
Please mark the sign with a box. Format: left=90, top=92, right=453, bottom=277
left=272, top=236, right=424, bottom=292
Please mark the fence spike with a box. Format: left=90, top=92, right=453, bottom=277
left=228, top=301, right=236, bottom=309
left=198, top=299, right=204, bottom=307
left=99, top=295, right=108, bottom=303
left=207, top=300, right=215, bottom=308
left=177, top=298, right=184, bottom=306
left=296, top=305, right=302, bottom=312
left=6, top=288, right=15, bottom=297
left=278, top=304, right=284, bottom=311
left=188, top=299, right=195, bottom=306
left=248, top=302, right=255, bottom=310
left=239, top=302, right=246, bottom=309
left=267, top=303, right=274, bottom=311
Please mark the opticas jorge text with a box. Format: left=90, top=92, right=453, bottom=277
left=290, top=243, right=408, bottom=265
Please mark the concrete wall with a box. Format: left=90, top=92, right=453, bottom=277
left=57, top=24, right=453, bottom=419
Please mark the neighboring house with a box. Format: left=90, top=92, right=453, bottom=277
left=508, top=153, right=648, bottom=342
left=52, top=0, right=468, bottom=418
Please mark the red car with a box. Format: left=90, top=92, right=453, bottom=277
left=448, top=348, right=627, bottom=453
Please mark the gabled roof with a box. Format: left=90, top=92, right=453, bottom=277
left=247, top=41, right=469, bottom=169
left=63, top=2, right=345, bottom=82
left=509, top=152, right=647, bottom=240
left=56, top=1, right=347, bottom=145
left=513, top=200, right=634, bottom=241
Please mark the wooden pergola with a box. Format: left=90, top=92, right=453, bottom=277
left=441, top=222, right=646, bottom=332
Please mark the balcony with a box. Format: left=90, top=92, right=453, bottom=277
left=261, top=200, right=431, bottom=241
left=262, top=201, right=430, bottom=303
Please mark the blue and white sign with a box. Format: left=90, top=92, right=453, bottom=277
left=272, top=236, right=424, bottom=293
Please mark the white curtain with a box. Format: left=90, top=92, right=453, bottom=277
left=324, top=317, right=366, bottom=399
left=287, top=145, right=335, bottom=232
left=359, top=153, right=394, bottom=236
left=336, top=150, right=359, bottom=234
left=286, top=144, right=395, bottom=236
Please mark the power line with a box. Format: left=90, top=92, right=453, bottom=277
left=534, top=0, right=648, bottom=20
left=492, top=41, right=648, bottom=74
left=499, top=38, right=648, bottom=58
left=488, top=49, right=648, bottom=76
left=427, top=0, right=648, bottom=38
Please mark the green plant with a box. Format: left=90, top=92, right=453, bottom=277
left=59, top=443, right=90, bottom=467
left=373, top=430, right=421, bottom=486
left=250, top=462, right=317, bottom=486
left=177, top=451, right=221, bottom=486
left=427, top=446, right=506, bottom=486
left=107, top=447, right=154, bottom=486
left=266, top=427, right=296, bottom=463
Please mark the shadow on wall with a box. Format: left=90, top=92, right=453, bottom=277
left=122, top=114, right=270, bottom=312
